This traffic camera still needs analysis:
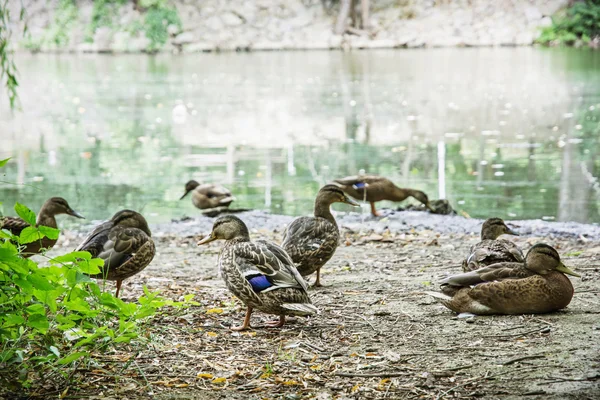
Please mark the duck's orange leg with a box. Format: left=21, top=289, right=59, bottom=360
left=265, top=315, right=285, bottom=328
left=370, top=202, right=380, bottom=217
left=231, top=306, right=253, bottom=331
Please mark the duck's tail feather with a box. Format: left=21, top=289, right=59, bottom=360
left=282, top=303, right=319, bottom=316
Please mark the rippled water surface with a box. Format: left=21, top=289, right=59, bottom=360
left=1, top=48, right=600, bottom=226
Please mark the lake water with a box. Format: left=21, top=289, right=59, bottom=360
left=1, top=47, right=600, bottom=226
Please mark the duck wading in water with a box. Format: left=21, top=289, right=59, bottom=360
left=428, top=244, right=580, bottom=315
left=198, top=215, right=318, bottom=331
left=282, top=184, right=359, bottom=287
left=0, top=197, right=84, bottom=257
left=76, top=210, right=155, bottom=298
left=333, top=175, right=433, bottom=216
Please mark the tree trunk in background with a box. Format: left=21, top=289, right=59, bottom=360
left=350, top=0, right=357, bottom=29
left=335, top=0, right=352, bottom=34
left=361, top=0, right=370, bottom=29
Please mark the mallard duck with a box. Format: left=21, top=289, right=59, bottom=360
left=462, top=218, right=523, bottom=272
left=180, top=180, right=235, bottom=210
left=281, top=185, right=359, bottom=287
left=0, top=197, right=84, bottom=257
left=333, top=175, right=433, bottom=216
left=429, top=244, right=580, bottom=315
left=198, top=215, right=318, bottom=331
left=76, top=210, right=155, bottom=298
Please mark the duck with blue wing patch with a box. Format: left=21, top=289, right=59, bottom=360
left=198, top=215, right=318, bottom=331
left=76, top=210, right=155, bottom=298
left=282, top=185, right=359, bottom=287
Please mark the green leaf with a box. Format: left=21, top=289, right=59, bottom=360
left=3, top=314, right=25, bottom=327
left=52, top=251, right=91, bottom=264
left=27, top=314, right=49, bottom=333
left=38, top=226, right=60, bottom=240
left=0, top=158, right=10, bottom=168
left=78, top=258, right=103, bottom=275
left=58, top=351, right=88, bottom=365
left=27, top=274, right=55, bottom=291
left=19, top=226, right=44, bottom=244
left=26, top=303, right=46, bottom=315
left=49, top=346, right=60, bottom=358
left=14, top=278, right=33, bottom=291
left=14, top=203, right=36, bottom=226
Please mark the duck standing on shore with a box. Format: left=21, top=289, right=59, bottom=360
left=282, top=185, right=359, bottom=287
left=198, top=215, right=318, bottom=331
left=463, top=218, right=523, bottom=272
left=76, top=210, right=155, bottom=298
left=429, top=244, right=580, bottom=315
left=333, top=175, right=433, bottom=216
left=180, top=180, right=235, bottom=210
left=0, top=197, right=84, bottom=257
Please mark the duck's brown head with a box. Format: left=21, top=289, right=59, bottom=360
left=480, top=218, right=518, bottom=240
left=42, top=197, right=85, bottom=219
left=409, top=190, right=434, bottom=211
left=111, top=210, right=151, bottom=237
left=316, top=184, right=359, bottom=207
left=180, top=180, right=201, bottom=200
left=198, top=215, right=249, bottom=245
left=525, top=243, right=580, bottom=277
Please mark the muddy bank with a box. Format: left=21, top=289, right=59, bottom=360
left=39, top=210, right=600, bottom=399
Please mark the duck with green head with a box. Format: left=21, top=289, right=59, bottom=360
left=76, top=210, right=155, bottom=298
left=282, top=184, right=359, bottom=287
left=462, top=218, right=524, bottom=272
left=0, top=197, right=84, bottom=257
left=429, top=244, right=580, bottom=315
left=198, top=215, right=318, bottom=331
left=333, top=175, right=433, bottom=216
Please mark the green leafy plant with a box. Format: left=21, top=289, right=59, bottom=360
left=538, top=0, right=600, bottom=47
left=144, top=5, right=181, bottom=52
left=0, top=198, right=174, bottom=393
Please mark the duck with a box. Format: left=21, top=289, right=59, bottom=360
left=198, top=215, right=318, bottom=331
left=281, top=184, right=359, bottom=287
left=462, top=218, right=524, bottom=272
left=333, top=175, right=433, bottom=216
left=180, top=180, right=235, bottom=210
left=428, top=243, right=580, bottom=315
left=0, top=197, right=84, bottom=257
left=76, top=210, right=155, bottom=298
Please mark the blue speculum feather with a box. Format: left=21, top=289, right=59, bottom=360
left=353, top=182, right=366, bottom=189
left=247, top=275, right=273, bottom=292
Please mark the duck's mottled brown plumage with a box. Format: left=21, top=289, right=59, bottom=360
left=462, top=218, right=524, bottom=272
left=76, top=210, right=155, bottom=297
left=282, top=184, right=359, bottom=286
left=0, top=197, right=84, bottom=257
left=198, top=215, right=317, bottom=330
left=333, top=175, right=432, bottom=216
left=180, top=180, right=235, bottom=210
left=433, top=244, right=580, bottom=315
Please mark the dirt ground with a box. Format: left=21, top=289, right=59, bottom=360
left=31, top=211, right=600, bottom=399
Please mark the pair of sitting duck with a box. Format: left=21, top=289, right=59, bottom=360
left=1, top=198, right=155, bottom=298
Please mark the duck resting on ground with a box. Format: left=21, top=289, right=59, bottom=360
left=282, top=184, right=359, bottom=287
left=0, top=197, right=84, bottom=257
left=462, top=218, right=523, bottom=272
left=333, top=175, right=433, bottom=217
left=198, top=215, right=318, bottom=331
left=180, top=180, right=235, bottom=210
left=427, top=244, right=580, bottom=315
left=76, top=210, right=155, bottom=298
